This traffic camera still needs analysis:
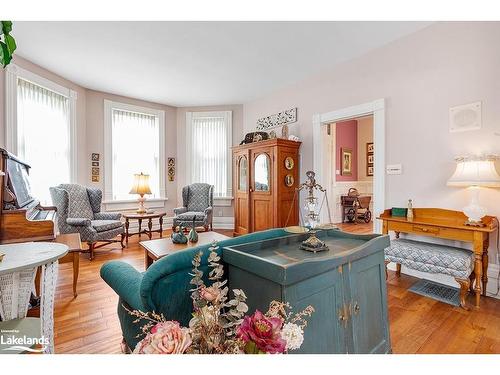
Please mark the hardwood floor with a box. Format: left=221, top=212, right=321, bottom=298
left=52, top=226, right=500, bottom=354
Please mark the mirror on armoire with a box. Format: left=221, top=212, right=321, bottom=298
left=254, top=153, right=270, bottom=191
left=238, top=156, right=248, bottom=191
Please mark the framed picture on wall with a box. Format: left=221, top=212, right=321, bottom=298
left=368, top=154, right=374, bottom=164
left=367, top=142, right=374, bottom=153
left=367, top=165, right=374, bottom=177
left=341, top=148, right=353, bottom=176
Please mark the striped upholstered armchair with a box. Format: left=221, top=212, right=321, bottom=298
left=50, top=184, right=125, bottom=260
left=172, top=183, right=214, bottom=231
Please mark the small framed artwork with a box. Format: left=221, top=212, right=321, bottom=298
left=167, top=157, right=176, bottom=182
left=341, top=148, right=353, bottom=176
left=91, top=175, right=99, bottom=182
left=284, top=174, right=294, bottom=187
left=284, top=156, right=294, bottom=170
left=91, top=161, right=99, bottom=167
left=367, top=143, right=374, bottom=153
left=367, top=166, right=374, bottom=176
left=91, top=153, right=100, bottom=161
left=368, top=154, right=374, bottom=164
left=91, top=167, right=100, bottom=176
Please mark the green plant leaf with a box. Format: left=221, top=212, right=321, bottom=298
left=0, top=41, right=11, bottom=67
left=2, top=21, right=13, bottom=34
left=5, top=34, right=16, bottom=54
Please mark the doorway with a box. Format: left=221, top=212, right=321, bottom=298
left=327, top=115, right=374, bottom=231
left=312, top=99, right=385, bottom=233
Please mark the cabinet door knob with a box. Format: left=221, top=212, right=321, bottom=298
left=249, top=188, right=253, bottom=192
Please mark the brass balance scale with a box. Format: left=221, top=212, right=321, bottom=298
left=285, top=170, right=337, bottom=252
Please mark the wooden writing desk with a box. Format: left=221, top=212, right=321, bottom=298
left=378, top=208, right=498, bottom=308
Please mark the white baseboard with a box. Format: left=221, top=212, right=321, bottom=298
left=387, top=262, right=500, bottom=299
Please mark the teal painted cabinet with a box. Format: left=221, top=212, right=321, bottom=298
left=223, top=230, right=391, bottom=354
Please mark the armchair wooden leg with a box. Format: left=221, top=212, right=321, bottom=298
left=396, top=263, right=401, bottom=277
left=88, top=242, right=95, bottom=261
left=204, top=225, right=209, bottom=232
left=384, top=260, right=390, bottom=280
left=120, top=233, right=125, bottom=249
left=455, top=277, right=470, bottom=310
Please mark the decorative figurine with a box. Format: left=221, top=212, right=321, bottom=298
left=171, top=226, right=188, bottom=244
left=407, top=199, right=414, bottom=221
left=188, top=216, right=199, bottom=243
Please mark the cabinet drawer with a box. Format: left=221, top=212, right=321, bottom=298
left=386, top=221, right=474, bottom=242
left=412, top=225, right=440, bottom=236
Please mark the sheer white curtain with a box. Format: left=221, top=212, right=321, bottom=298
left=111, top=109, right=160, bottom=200
left=17, top=78, right=70, bottom=205
left=190, top=114, right=229, bottom=198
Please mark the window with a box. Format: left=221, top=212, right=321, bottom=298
left=104, top=100, right=166, bottom=202
left=186, top=111, right=232, bottom=198
left=5, top=64, right=77, bottom=205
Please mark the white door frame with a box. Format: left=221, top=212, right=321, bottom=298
left=312, top=98, right=385, bottom=233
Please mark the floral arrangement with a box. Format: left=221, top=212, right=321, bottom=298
left=126, top=241, right=314, bottom=354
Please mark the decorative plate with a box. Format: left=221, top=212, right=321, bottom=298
left=284, top=156, right=294, bottom=170
left=284, top=174, right=294, bottom=187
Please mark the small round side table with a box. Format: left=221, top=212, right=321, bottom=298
left=122, top=212, right=167, bottom=245
left=0, top=242, right=68, bottom=354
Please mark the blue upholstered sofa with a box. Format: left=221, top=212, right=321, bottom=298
left=100, top=228, right=291, bottom=350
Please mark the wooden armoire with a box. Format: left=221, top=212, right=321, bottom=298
left=232, top=138, right=301, bottom=236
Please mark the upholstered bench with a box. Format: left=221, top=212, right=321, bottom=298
left=385, top=238, right=474, bottom=309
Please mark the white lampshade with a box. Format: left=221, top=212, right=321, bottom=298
left=129, top=173, right=152, bottom=195
left=447, top=158, right=500, bottom=187
left=447, top=156, right=500, bottom=224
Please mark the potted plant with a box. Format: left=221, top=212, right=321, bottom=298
left=0, top=21, right=16, bottom=67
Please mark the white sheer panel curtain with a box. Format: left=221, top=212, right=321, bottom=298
left=191, top=115, right=228, bottom=198
left=17, top=78, right=70, bottom=205
left=111, top=109, right=160, bottom=200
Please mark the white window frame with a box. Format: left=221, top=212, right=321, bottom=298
left=4, top=63, right=78, bottom=182
left=103, top=99, right=167, bottom=209
left=185, top=111, right=233, bottom=201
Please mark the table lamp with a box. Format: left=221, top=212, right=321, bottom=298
left=129, top=172, right=152, bottom=214
left=447, top=156, right=500, bottom=226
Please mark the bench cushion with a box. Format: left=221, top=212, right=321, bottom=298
left=385, top=238, right=474, bottom=279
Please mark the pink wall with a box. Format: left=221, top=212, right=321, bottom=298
left=335, top=120, right=358, bottom=181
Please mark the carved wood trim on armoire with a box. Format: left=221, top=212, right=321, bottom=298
left=232, top=138, right=301, bottom=236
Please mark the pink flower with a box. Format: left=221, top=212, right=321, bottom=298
left=237, top=310, right=286, bottom=354
left=133, top=321, right=192, bottom=354
left=199, top=286, right=220, bottom=302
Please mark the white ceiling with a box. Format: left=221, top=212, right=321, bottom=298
left=13, top=21, right=432, bottom=107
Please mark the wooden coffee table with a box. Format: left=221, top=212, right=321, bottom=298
left=122, top=212, right=166, bottom=245
left=140, top=231, right=231, bottom=269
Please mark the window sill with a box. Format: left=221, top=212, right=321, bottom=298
left=102, top=197, right=168, bottom=212
left=214, top=196, right=234, bottom=207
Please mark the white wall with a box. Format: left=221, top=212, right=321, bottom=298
left=242, top=22, right=500, bottom=271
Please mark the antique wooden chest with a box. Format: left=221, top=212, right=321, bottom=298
left=223, top=229, right=391, bottom=354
